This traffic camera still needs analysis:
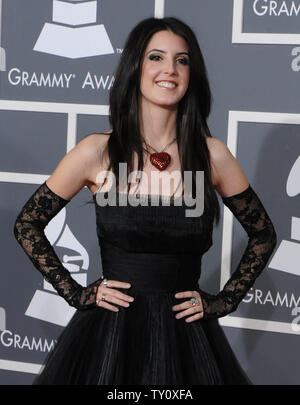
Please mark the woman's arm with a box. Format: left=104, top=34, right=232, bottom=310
left=207, top=136, right=249, bottom=197
left=173, top=137, right=277, bottom=321
left=13, top=134, right=106, bottom=309
left=199, top=138, right=277, bottom=318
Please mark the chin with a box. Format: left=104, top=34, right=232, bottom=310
left=141, top=94, right=184, bottom=109
left=154, top=95, right=183, bottom=108
left=159, top=98, right=183, bottom=108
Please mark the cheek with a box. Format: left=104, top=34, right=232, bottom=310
left=180, top=74, right=190, bottom=98
left=143, top=64, right=158, bottom=80
left=183, top=70, right=190, bottom=87
left=141, top=64, right=151, bottom=81
left=140, top=67, right=158, bottom=93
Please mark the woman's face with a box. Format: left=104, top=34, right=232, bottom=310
left=139, top=30, right=190, bottom=110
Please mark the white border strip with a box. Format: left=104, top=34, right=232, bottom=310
left=219, top=316, right=300, bottom=335
left=0, top=359, right=42, bottom=374
left=221, top=110, right=300, bottom=335
left=154, top=0, right=165, bottom=18
left=0, top=99, right=109, bottom=115
left=0, top=172, right=49, bottom=184
left=232, top=0, right=300, bottom=44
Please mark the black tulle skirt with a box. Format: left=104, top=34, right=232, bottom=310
left=33, top=289, right=251, bottom=385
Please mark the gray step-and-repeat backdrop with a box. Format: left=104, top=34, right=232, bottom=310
left=0, top=0, right=299, bottom=385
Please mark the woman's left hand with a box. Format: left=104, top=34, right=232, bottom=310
left=172, top=290, right=204, bottom=323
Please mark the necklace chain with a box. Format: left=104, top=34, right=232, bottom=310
left=142, top=136, right=177, bottom=154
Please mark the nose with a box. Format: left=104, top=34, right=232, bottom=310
left=164, top=58, right=177, bottom=75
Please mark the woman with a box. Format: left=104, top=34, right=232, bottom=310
left=13, top=17, right=276, bottom=385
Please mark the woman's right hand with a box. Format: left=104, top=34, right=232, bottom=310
left=96, top=278, right=135, bottom=312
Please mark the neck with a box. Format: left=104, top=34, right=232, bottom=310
left=139, top=99, right=177, bottom=149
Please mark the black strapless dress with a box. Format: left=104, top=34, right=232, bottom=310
left=34, top=192, right=251, bottom=385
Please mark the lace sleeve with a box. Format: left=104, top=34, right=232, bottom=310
left=198, top=185, right=277, bottom=319
left=13, top=181, right=102, bottom=310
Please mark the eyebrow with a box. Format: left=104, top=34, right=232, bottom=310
left=146, top=48, right=190, bottom=56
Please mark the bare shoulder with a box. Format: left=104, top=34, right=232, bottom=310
left=74, top=131, right=110, bottom=168
left=79, top=131, right=111, bottom=156
left=205, top=137, right=230, bottom=187
left=205, top=136, right=249, bottom=197
left=45, top=132, right=111, bottom=201
left=206, top=136, right=231, bottom=165
left=79, top=131, right=111, bottom=187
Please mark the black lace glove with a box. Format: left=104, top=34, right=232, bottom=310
left=13, top=181, right=102, bottom=310
left=198, top=185, right=277, bottom=319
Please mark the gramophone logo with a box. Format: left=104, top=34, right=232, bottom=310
left=33, top=0, right=114, bottom=59
left=26, top=207, right=90, bottom=327
left=269, top=156, right=300, bottom=276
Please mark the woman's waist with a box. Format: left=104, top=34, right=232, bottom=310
left=100, top=240, right=202, bottom=293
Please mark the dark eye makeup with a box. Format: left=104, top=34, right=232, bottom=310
left=148, top=53, right=190, bottom=65
left=148, top=54, right=162, bottom=61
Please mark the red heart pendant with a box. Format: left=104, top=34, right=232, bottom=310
left=150, top=152, right=171, bottom=171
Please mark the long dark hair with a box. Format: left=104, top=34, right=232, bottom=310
left=92, top=17, right=220, bottom=224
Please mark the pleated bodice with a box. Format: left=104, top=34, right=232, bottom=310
left=93, top=192, right=214, bottom=294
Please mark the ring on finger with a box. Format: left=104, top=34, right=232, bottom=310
left=96, top=294, right=106, bottom=304
left=190, top=297, right=199, bottom=306
left=100, top=276, right=108, bottom=287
